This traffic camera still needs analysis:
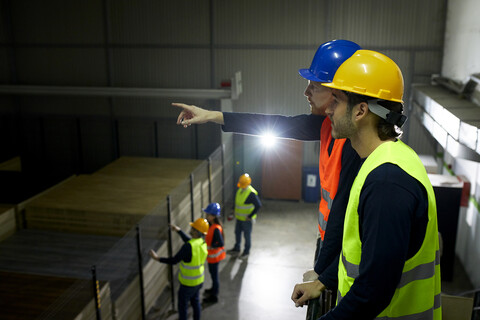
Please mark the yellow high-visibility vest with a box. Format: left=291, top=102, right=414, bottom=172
left=234, top=185, right=258, bottom=221
left=178, top=238, right=207, bottom=287
left=338, top=140, right=441, bottom=319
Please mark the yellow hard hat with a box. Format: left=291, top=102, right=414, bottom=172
left=322, top=50, right=404, bottom=103
left=237, top=173, right=251, bottom=188
left=190, top=218, right=209, bottom=235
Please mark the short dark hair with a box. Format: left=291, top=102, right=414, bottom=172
left=345, top=91, right=404, bottom=140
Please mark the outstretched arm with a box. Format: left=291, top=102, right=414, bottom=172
left=172, top=103, right=224, bottom=127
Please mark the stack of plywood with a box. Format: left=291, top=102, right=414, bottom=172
left=0, top=271, right=112, bottom=320
left=0, top=228, right=169, bottom=319
left=16, top=156, right=213, bottom=318
left=0, top=156, right=21, bottom=171
left=0, top=206, right=15, bottom=242
left=24, top=157, right=205, bottom=237
left=113, top=241, right=170, bottom=320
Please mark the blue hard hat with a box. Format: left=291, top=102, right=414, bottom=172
left=299, top=39, right=361, bottom=83
left=203, top=203, right=221, bottom=216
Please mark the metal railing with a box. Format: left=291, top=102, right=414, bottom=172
left=35, top=140, right=234, bottom=320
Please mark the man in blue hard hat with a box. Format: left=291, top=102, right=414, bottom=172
left=172, top=39, right=363, bottom=318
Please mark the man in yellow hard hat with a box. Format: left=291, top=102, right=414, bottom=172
left=291, top=50, right=441, bottom=319
left=172, top=40, right=364, bottom=317
left=149, top=218, right=208, bottom=320
left=226, top=173, right=262, bottom=259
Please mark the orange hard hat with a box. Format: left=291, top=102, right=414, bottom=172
left=190, top=218, right=209, bottom=235
left=237, top=173, right=252, bottom=188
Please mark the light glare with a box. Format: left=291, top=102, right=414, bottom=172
left=260, top=133, right=277, bottom=148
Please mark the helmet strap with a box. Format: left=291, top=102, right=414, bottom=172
left=367, top=99, right=407, bottom=128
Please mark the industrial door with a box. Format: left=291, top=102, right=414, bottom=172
left=261, top=139, right=302, bottom=200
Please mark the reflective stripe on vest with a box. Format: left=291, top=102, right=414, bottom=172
left=318, top=188, right=332, bottom=232
left=235, top=185, right=258, bottom=221
left=338, top=140, right=441, bottom=319
left=336, top=292, right=442, bottom=320
left=206, top=224, right=226, bottom=263
left=318, top=118, right=345, bottom=240
left=178, top=238, right=208, bottom=287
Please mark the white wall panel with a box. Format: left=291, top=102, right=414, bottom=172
left=442, top=0, right=480, bottom=82
left=110, top=0, right=210, bottom=45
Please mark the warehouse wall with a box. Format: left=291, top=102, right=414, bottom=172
left=0, top=1, right=446, bottom=187
left=441, top=0, right=480, bottom=288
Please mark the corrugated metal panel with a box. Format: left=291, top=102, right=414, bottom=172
left=109, top=0, right=210, bottom=45
left=0, top=48, right=10, bottom=83
left=415, top=51, right=443, bottom=76
left=216, top=49, right=313, bottom=115
left=404, top=114, right=437, bottom=155
left=111, top=48, right=211, bottom=88
left=328, top=0, right=445, bottom=48
left=19, top=96, right=110, bottom=116
left=11, top=0, right=104, bottom=44
left=215, top=0, right=328, bottom=46
left=15, top=48, right=107, bottom=85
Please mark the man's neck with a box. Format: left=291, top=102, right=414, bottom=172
left=350, top=127, right=395, bottom=158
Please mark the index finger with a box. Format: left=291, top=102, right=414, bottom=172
left=172, top=102, right=193, bottom=110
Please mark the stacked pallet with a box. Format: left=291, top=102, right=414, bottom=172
left=0, top=206, right=15, bottom=242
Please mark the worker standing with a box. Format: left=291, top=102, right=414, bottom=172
left=291, top=50, right=441, bottom=319
left=227, top=173, right=261, bottom=260
left=202, top=202, right=226, bottom=304
left=149, top=218, right=208, bottom=320
left=172, top=39, right=363, bottom=317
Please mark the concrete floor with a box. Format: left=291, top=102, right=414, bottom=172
left=154, top=199, right=318, bottom=320
left=150, top=199, right=475, bottom=320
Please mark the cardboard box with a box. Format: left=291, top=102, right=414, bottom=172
left=442, top=294, right=473, bottom=320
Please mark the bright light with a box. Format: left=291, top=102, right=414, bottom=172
left=260, top=132, right=277, bottom=148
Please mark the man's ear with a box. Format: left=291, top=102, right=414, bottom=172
left=354, top=101, right=369, bottom=120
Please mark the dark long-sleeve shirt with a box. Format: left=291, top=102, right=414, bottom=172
left=222, top=112, right=361, bottom=289
left=209, top=226, right=224, bottom=248
left=320, top=163, right=429, bottom=320
left=159, top=230, right=192, bottom=264
left=245, top=191, right=262, bottom=219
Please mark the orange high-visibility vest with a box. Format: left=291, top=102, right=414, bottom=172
left=318, top=117, right=345, bottom=240
left=205, top=224, right=226, bottom=264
